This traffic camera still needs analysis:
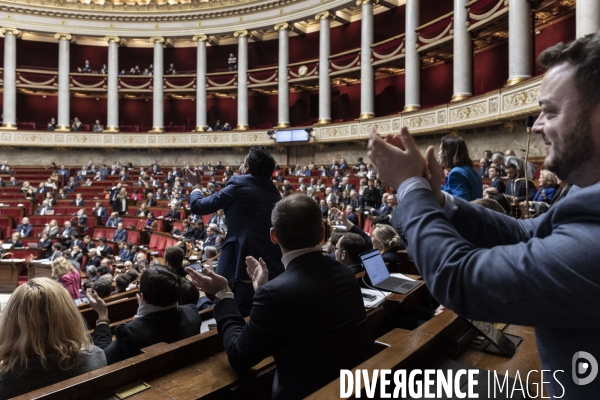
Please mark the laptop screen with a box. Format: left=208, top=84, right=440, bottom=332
left=360, top=249, right=390, bottom=286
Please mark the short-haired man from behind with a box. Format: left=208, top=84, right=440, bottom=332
left=335, top=232, right=369, bottom=274
left=186, top=194, right=372, bottom=400
left=88, top=266, right=202, bottom=365
left=164, top=246, right=186, bottom=278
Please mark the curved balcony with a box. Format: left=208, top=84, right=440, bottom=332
left=0, top=75, right=542, bottom=148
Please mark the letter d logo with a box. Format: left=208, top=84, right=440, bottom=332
left=572, top=351, right=598, bottom=386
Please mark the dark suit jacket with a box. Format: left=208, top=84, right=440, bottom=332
left=165, top=210, right=181, bottom=220
left=372, top=203, right=392, bottom=216
left=39, top=239, right=53, bottom=258
left=490, top=177, right=506, bottom=193
left=16, top=224, right=32, bottom=237
left=189, top=174, right=284, bottom=284
left=71, top=199, right=86, bottom=206
left=395, top=184, right=600, bottom=398
left=112, top=229, right=128, bottom=242
left=35, top=206, right=53, bottom=215
left=346, top=212, right=358, bottom=225
left=214, top=251, right=372, bottom=400
left=92, top=305, right=202, bottom=365
left=506, top=178, right=536, bottom=201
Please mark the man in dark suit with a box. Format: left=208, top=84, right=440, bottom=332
left=88, top=266, right=202, bottom=365
left=369, top=35, right=600, bottom=398
left=35, top=200, right=53, bottom=216
left=96, top=238, right=113, bottom=257
left=334, top=231, right=369, bottom=274
left=345, top=205, right=359, bottom=225
left=187, top=146, right=284, bottom=316
left=477, top=158, right=489, bottom=179
left=488, top=166, right=506, bottom=193
left=112, top=222, right=128, bottom=242
left=186, top=195, right=372, bottom=400
left=86, top=248, right=101, bottom=268
left=69, top=245, right=84, bottom=265
left=59, top=221, right=75, bottom=247
left=339, top=176, right=355, bottom=192
left=105, top=212, right=121, bottom=228
left=49, top=243, right=63, bottom=261
left=92, top=201, right=108, bottom=224
left=107, top=183, right=122, bottom=211
left=505, top=163, right=535, bottom=201
left=16, top=217, right=33, bottom=238
left=71, top=193, right=86, bottom=206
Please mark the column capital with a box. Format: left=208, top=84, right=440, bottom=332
left=356, top=0, right=378, bottom=6
left=149, top=36, right=166, bottom=45
left=105, top=36, right=124, bottom=45
left=274, top=22, right=293, bottom=31
left=1, top=28, right=21, bottom=38
left=233, top=30, right=250, bottom=38
left=315, top=11, right=336, bottom=21
left=54, top=33, right=74, bottom=42
left=192, top=34, right=210, bottom=42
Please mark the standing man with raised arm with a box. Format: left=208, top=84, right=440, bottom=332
left=185, top=145, right=284, bottom=316
left=368, top=33, right=600, bottom=398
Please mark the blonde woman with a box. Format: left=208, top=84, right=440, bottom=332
left=371, top=225, right=404, bottom=273
left=136, top=202, right=149, bottom=217
left=116, top=188, right=128, bottom=216
left=42, top=219, right=59, bottom=237
left=331, top=208, right=404, bottom=272
left=51, top=257, right=82, bottom=305
left=0, top=278, right=106, bottom=398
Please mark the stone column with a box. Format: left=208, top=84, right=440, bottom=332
left=1, top=28, right=21, bottom=130
left=150, top=37, right=165, bottom=132
left=577, top=0, right=600, bottom=38
left=452, top=0, right=472, bottom=101
left=105, top=36, right=121, bottom=132
left=275, top=23, right=292, bottom=128
left=506, top=0, right=532, bottom=86
left=54, top=33, right=73, bottom=132
left=404, top=0, right=420, bottom=111
left=193, top=35, right=209, bottom=132
left=358, top=0, right=376, bottom=120
left=234, top=30, right=250, bottom=130
left=315, top=11, right=335, bottom=124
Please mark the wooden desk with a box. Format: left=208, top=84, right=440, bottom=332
left=0, top=259, right=23, bottom=291
left=28, top=262, right=53, bottom=280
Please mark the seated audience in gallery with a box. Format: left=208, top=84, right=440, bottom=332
left=93, top=120, right=104, bottom=132
left=166, top=63, right=176, bottom=75
left=228, top=53, right=237, bottom=70
left=82, top=60, right=92, bottom=72
left=70, top=117, right=83, bottom=132
left=0, top=278, right=107, bottom=399
left=47, top=117, right=57, bottom=131
left=100, top=64, right=107, bottom=74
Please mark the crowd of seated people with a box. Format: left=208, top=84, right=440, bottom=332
left=0, top=142, right=570, bottom=399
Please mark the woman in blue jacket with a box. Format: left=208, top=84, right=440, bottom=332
left=438, top=135, right=483, bottom=201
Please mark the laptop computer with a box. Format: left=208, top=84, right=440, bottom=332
left=360, top=249, right=420, bottom=295
left=27, top=242, right=39, bottom=249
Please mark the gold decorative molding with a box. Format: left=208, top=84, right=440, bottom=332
left=276, top=122, right=290, bottom=128
left=192, top=34, right=210, bottom=43
left=358, top=112, right=375, bottom=120
left=54, top=32, right=74, bottom=42
left=149, top=127, right=165, bottom=133
left=1, top=27, right=22, bottom=38
left=104, top=36, right=124, bottom=45
left=233, top=30, right=250, bottom=38
left=403, top=105, right=421, bottom=112
left=451, top=93, right=472, bottom=102
left=506, top=76, right=530, bottom=86
left=356, top=0, right=379, bottom=6
left=104, top=126, right=120, bottom=133
left=274, top=22, right=293, bottom=31
left=316, top=118, right=332, bottom=124
left=0, top=123, right=17, bottom=130
left=236, top=124, right=250, bottom=130
left=149, top=36, right=166, bottom=45
left=315, top=11, right=336, bottom=21
left=55, top=125, right=70, bottom=132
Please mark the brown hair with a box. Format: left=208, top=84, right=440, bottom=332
left=538, top=32, right=600, bottom=110
left=0, top=278, right=92, bottom=375
left=440, top=135, right=473, bottom=169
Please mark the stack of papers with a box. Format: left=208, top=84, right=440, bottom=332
left=361, top=288, right=391, bottom=308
